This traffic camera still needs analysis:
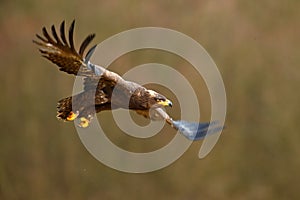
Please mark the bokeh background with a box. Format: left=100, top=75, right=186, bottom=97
left=1, top=0, right=300, bottom=199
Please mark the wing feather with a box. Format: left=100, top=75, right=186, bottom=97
left=68, top=20, right=76, bottom=53
left=42, top=27, right=55, bottom=43
left=79, top=34, right=95, bottom=57
left=60, top=21, right=68, bottom=45
left=33, top=20, right=95, bottom=75
left=51, top=25, right=62, bottom=45
left=35, top=33, right=48, bottom=43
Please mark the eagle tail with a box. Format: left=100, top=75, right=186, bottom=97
left=56, top=96, right=75, bottom=121
left=56, top=93, right=96, bottom=128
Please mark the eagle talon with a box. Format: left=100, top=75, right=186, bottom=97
left=79, top=117, right=90, bottom=128
left=66, top=111, right=79, bottom=121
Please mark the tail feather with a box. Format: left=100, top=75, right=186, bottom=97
left=56, top=96, right=73, bottom=120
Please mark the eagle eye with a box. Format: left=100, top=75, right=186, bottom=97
left=155, top=97, right=166, bottom=102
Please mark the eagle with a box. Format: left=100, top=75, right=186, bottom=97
left=33, top=20, right=222, bottom=140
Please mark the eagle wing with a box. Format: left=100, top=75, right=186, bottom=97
left=33, top=20, right=95, bottom=76
left=34, top=20, right=123, bottom=125
left=33, top=20, right=122, bottom=87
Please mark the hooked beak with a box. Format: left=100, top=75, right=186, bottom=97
left=158, top=99, right=173, bottom=107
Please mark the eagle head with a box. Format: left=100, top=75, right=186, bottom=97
left=133, top=89, right=173, bottom=119
left=147, top=90, right=173, bottom=108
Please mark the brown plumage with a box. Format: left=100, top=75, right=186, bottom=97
left=34, top=20, right=172, bottom=128
left=34, top=20, right=222, bottom=140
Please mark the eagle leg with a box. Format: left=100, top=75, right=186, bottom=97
left=66, top=111, right=79, bottom=121
left=79, top=117, right=91, bottom=128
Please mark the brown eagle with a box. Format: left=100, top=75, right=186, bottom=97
left=34, top=20, right=221, bottom=140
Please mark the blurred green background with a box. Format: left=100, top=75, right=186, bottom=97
left=1, top=0, right=300, bottom=199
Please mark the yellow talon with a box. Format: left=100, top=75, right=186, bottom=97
left=79, top=117, right=90, bottom=128
left=66, top=111, right=78, bottom=121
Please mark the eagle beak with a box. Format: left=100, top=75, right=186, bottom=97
left=158, top=99, right=173, bottom=107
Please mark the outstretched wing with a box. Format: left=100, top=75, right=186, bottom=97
left=33, top=20, right=95, bottom=75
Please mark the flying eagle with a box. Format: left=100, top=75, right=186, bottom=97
left=33, top=20, right=222, bottom=140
